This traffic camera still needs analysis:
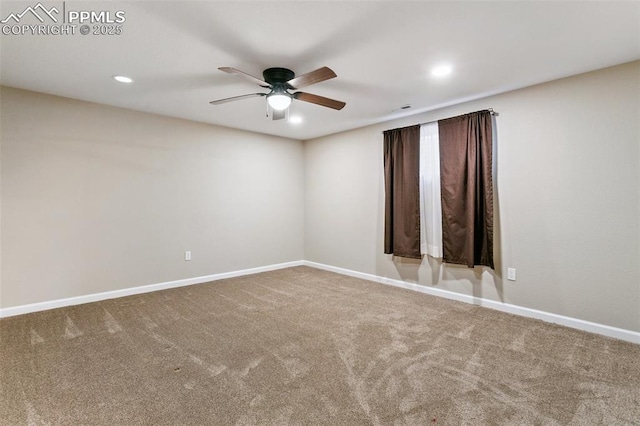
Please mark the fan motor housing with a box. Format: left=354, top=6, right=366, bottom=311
left=263, top=68, right=295, bottom=85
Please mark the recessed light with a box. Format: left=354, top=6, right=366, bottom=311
left=431, top=65, right=452, bottom=77
left=113, top=75, right=133, bottom=83
left=289, top=115, right=303, bottom=124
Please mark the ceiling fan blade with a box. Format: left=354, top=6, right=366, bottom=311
left=287, top=66, right=337, bottom=89
left=218, top=67, right=269, bottom=87
left=272, top=109, right=286, bottom=121
left=209, top=93, right=266, bottom=105
left=293, top=92, right=346, bottom=110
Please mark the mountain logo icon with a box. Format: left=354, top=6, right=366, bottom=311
left=1, top=3, right=60, bottom=24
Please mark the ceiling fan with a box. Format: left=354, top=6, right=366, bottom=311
left=210, top=66, right=346, bottom=120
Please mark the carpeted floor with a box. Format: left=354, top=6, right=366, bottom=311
left=1, top=266, right=639, bottom=425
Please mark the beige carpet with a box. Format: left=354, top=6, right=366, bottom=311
left=1, top=266, right=639, bottom=425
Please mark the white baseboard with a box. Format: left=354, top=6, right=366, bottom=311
left=302, top=261, right=640, bottom=345
left=0, top=260, right=305, bottom=319
left=2, top=259, right=637, bottom=345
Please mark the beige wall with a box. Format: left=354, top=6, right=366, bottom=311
left=2, top=62, right=639, bottom=333
left=1, top=87, right=304, bottom=308
left=304, top=61, right=640, bottom=332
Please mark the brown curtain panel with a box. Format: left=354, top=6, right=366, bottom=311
left=438, top=111, right=494, bottom=269
left=383, top=125, right=421, bottom=259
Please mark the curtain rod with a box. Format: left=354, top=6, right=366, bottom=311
left=383, top=108, right=498, bottom=134
left=423, top=108, right=499, bottom=123
left=422, top=108, right=499, bottom=124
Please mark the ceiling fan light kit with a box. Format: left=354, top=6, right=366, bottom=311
left=210, top=66, right=346, bottom=121
left=267, top=93, right=291, bottom=111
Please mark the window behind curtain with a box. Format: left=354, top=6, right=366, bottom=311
left=383, top=111, right=494, bottom=268
left=419, top=122, right=443, bottom=258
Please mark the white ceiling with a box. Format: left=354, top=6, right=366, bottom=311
left=1, top=1, right=639, bottom=140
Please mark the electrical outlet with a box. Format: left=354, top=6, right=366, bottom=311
left=185, top=251, right=191, bottom=261
left=507, top=268, right=516, bottom=281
